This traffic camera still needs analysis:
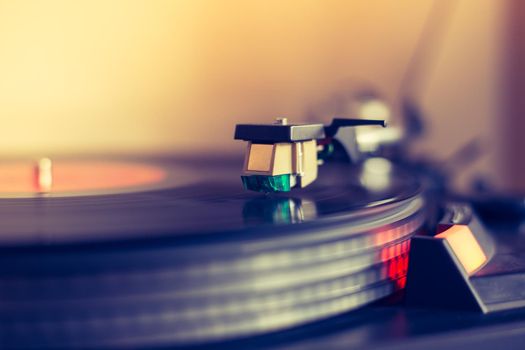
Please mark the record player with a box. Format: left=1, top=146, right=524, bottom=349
left=0, top=116, right=525, bottom=349
left=2, top=0, right=524, bottom=348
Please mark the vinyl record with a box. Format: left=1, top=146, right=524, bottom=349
left=0, top=157, right=421, bottom=246
left=0, top=157, right=424, bottom=348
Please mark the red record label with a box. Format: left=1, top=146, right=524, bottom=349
left=0, top=160, right=167, bottom=196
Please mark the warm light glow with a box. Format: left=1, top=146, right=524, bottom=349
left=360, top=157, right=393, bottom=191
left=358, top=99, right=392, bottom=121
left=435, top=225, right=487, bottom=275
left=0, top=1, right=438, bottom=155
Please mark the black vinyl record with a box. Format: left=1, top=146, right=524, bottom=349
left=0, top=157, right=421, bottom=246
left=0, top=157, right=424, bottom=348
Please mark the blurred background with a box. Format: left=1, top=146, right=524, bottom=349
left=0, top=0, right=523, bottom=191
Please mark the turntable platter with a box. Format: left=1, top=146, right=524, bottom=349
left=0, top=157, right=424, bottom=348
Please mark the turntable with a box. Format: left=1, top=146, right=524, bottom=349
left=0, top=154, right=422, bottom=348
left=0, top=151, right=524, bottom=349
